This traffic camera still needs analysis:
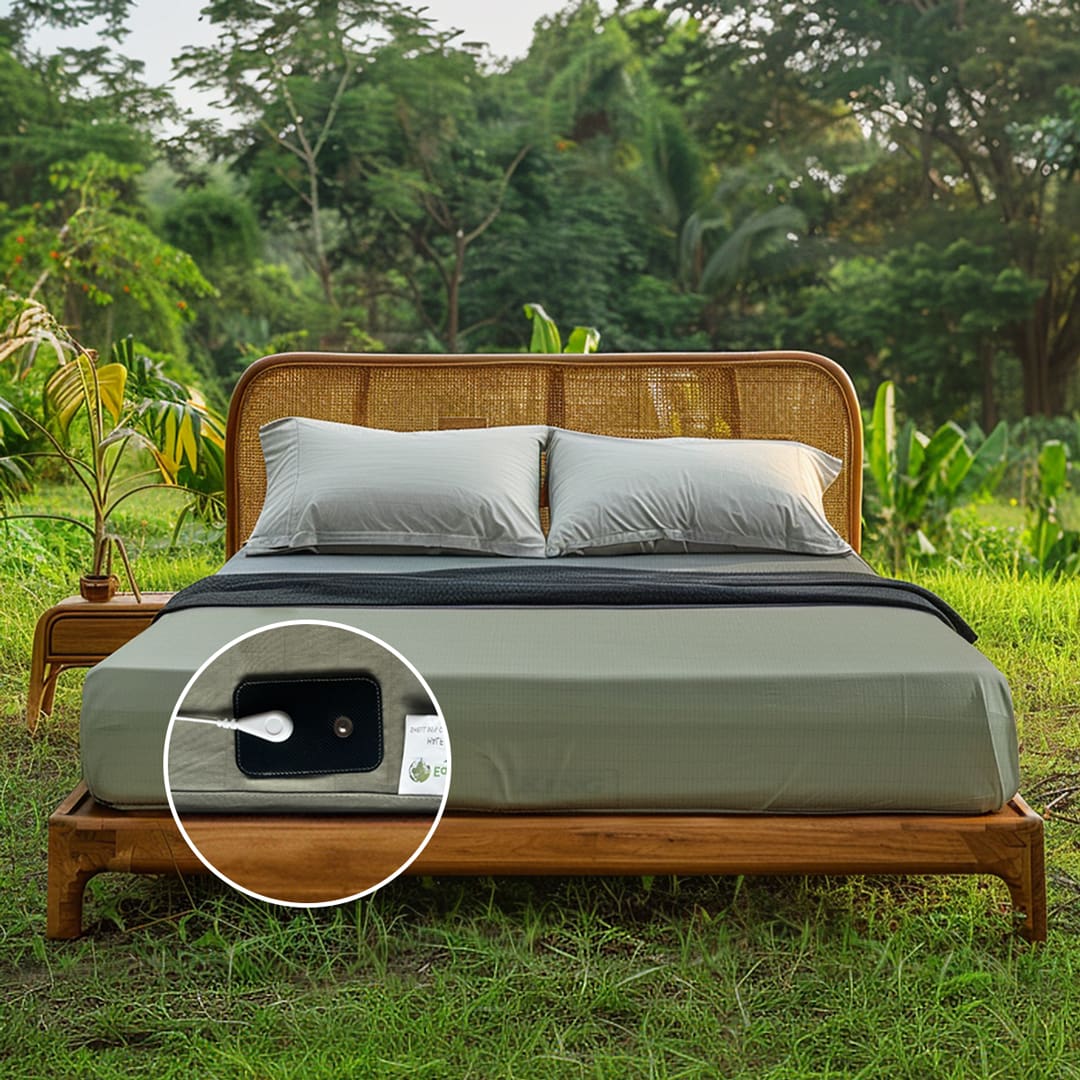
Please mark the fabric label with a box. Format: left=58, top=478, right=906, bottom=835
left=397, top=714, right=449, bottom=796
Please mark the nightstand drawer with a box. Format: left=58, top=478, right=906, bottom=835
left=28, top=592, right=174, bottom=732
left=48, top=614, right=157, bottom=658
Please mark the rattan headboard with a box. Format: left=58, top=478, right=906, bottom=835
left=225, top=352, right=863, bottom=556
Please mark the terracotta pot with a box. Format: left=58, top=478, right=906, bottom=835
left=80, top=574, right=119, bottom=603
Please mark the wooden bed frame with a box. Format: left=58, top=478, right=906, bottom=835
left=46, top=351, right=1047, bottom=940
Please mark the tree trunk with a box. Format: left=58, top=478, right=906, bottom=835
left=1010, top=264, right=1080, bottom=416
left=979, top=339, right=996, bottom=431
left=1013, top=314, right=1052, bottom=416
left=445, top=231, right=466, bottom=354
left=309, top=172, right=335, bottom=308
left=1048, top=348, right=1076, bottom=417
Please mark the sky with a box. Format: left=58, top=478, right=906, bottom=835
left=13, top=1, right=604, bottom=117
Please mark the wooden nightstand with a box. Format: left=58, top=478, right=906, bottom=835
left=26, top=592, right=173, bottom=733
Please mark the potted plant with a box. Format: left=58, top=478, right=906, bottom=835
left=0, top=299, right=225, bottom=602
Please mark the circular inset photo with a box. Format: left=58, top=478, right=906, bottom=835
left=162, top=619, right=450, bottom=906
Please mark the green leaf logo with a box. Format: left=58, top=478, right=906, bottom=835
left=409, top=758, right=431, bottom=784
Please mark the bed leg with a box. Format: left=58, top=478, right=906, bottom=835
left=999, top=817, right=1047, bottom=943
left=1015, top=837, right=1047, bottom=944
left=47, top=816, right=114, bottom=940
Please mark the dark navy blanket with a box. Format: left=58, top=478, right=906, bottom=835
left=157, top=566, right=976, bottom=642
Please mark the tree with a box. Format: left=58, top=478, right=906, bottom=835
left=176, top=3, right=444, bottom=307
left=2, top=0, right=177, bottom=148
left=2, top=152, right=214, bottom=365
left=1, top=0, right=134, bottom=44
left=681, top=0, right=1080, bottom=414
left=0, top=37, right=156, bottom=213
left=678, top=157, right=810, bottom=336
left=365, top=44, right=531, bottom=352
left=792, top=240, right=1043, bottom=426
left=439, top=2, right=716, bottom=353
left=533, top=4, right=705, bottom=272
left=177, top=3, right=395, bottom=306
left=159, top=182, right=301, bottom=390
left=176, top=2, right=536, bottom=351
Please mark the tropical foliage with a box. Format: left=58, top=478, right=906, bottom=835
left=0, top=293, right=224, bottom=591
left=1024, top=439, right=1080, bottom=576
left=863, top=379, right=1079, bottom=575
left=0, top=0, right=1078, bottom=584
left=0, top=0, right=1077, bottom=423
left=863, top=381, right=1010, bottom=570
left=523, top=303, right=600, bottom=355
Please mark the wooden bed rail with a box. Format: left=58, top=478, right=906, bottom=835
left=49, top=785, right=1046, bottom=942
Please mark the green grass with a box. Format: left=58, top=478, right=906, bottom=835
left=971, top=492, right=1080, bottom=532
left=1, top=489, right=1078, bottom=1078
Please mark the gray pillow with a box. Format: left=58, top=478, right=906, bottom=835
left=545, top=428, right=850, bottom=556
left=245, top=418, right=548, bottom=557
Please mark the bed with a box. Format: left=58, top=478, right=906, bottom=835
left=48, top=351, right=1046, bottom=940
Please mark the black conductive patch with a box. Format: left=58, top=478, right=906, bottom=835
left=234, top=674, right=382, bottom=778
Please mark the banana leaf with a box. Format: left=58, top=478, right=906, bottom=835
left=1038, top=441, right=1068, bottom=502
left=523, top=303, right=562, bottom=354
left=45, top=355, right=127, bottom=434
left=564, top=326, right=601, bottom=354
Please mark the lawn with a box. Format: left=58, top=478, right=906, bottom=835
left=1, top=491, right=1078, bottom=1078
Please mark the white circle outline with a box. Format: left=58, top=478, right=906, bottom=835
left=162, top=618, right=451, bottom=908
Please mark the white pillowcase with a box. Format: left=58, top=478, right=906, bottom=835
left=245, top=418, right=548, bottom=557
left=545, top=428, right=850, bottom=557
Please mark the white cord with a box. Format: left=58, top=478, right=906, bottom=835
left=174, top=710, right=294, bottom=743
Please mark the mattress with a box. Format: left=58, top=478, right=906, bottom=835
left=80, top=550, right=1019, bottom=814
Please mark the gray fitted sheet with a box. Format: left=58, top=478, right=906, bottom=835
left=80, top=550, right=1019, bottom=814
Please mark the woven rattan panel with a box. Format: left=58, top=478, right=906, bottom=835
left=226, top=354, right=862, bottom=554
